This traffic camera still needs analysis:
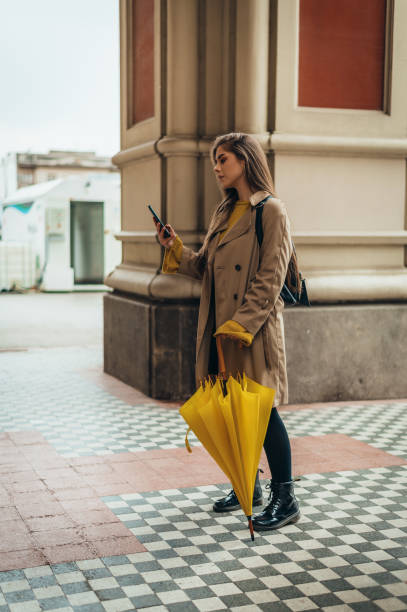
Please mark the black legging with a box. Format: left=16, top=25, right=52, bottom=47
left=263, top=406, right=292, bottom=483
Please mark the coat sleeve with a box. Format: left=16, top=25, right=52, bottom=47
left=177, top=207, right=222, bottom=280
left=162, top=236, right=183, bottom=274
left=232, top=201, right=292, bottom=337
left=178, top=244, right=206, bottom=281
left=213, top=320, right=253, bottom=346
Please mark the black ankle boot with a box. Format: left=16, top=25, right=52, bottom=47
left=252, top=479, right=300, bottom=531
left=213, top=470, right=263, bottom=513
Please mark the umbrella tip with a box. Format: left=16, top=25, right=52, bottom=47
left=248, top=517, right=255, bottom=541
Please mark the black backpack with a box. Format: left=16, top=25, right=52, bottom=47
left=255, top=200, right=310, bottom=307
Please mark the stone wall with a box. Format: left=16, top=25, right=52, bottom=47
left=105, top=291, right=407, bottom=403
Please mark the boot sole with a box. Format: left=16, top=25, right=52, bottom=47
left=252, top=511, right=301, bottom=531
left=213, top=497, right=263, bottom=513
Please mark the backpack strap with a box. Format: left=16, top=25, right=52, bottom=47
left=254, top=195, right=272, bottom=247
left=255, top=196, right=297, bottom=306
left=255, top=205, right=264, bottom=247
left=254, top=196, right=310, bottom=307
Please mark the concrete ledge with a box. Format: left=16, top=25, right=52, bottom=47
left=285, top=303, right=407, bottom=403
left=104, top=293, right=407, bottom=402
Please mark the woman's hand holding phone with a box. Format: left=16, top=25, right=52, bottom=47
left=148, top=204, right=177, bottom=248
left=154, top=219, right=176, bottom=248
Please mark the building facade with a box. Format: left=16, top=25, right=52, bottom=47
left=1, top=150, right=118, bottom=200
left=104, top=0, right=407, bottom=402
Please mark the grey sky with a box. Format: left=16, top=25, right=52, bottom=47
left=0, top=0, right=119, bottom=160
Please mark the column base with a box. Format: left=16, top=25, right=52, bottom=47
left=104, top=294, right=407, bottom=403
left=103, top=291, right=198, bottom=401
left=285, top=303, right=407, bottom=403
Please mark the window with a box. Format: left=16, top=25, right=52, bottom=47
left=130, top=0, right=155, bottom=125
left=298, top=0, right=388, bottom=110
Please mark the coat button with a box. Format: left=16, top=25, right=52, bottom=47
left=235, top=264, right=241, bottom=271
left=233, top=293, right=238, bottom=300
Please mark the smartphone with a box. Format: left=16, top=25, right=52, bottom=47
left=148, top=204, right=171, bottom=238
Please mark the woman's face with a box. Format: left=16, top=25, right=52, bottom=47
left=213, top=145, right=245, bottom=190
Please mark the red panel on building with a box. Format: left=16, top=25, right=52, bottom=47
left=132, top=0, right=154, bottom=124
left=298, top=0, right=386, bottom=110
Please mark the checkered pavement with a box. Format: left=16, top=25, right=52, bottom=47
left=1, top=345, right=407, bottom=611
left=0, top=466, right=406, bottom=611
left=0, top=347, right=406, bottom=461
left=102, top=466, right=407, bottom=611
left=285, top=404, right=407, bottom=461
left=0, top=347, right=196, bottom=456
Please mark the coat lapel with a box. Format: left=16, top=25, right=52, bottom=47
left=216, top=207, right=253, bottom=248
left=208, top=191, right=271, bottom=250
left=209, top=216, right=228, bottom=237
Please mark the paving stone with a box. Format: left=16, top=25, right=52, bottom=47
left=0, top=346, right=406, bottom=612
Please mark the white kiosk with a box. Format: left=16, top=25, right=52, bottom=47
left=0, top=174, right=121, bottom=291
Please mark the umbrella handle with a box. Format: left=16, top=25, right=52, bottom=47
left=216, top=336, right=227, bottom=380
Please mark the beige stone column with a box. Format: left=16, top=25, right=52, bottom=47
left=105, top=0, right=407, bottom=403
left=235, top=0, right=269, bottom=138
left=104, top=0, right=210, bottom=400
left=107, top=0, right=202, bottom=301
left=106, top=0, right=240, bottom=301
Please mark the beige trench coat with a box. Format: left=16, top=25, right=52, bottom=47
left=178, top=191, right=292, bottom=406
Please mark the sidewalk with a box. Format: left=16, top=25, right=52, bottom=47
left=0, top=344, right=406, bottom=612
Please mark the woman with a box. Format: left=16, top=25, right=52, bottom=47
left=154, top=132, right=300, bottom=531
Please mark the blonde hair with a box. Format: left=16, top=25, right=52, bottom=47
left=201, top=132, right=275, bottom=255
left=199, top=132, right=300, bottom=294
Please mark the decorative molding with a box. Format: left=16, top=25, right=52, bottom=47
left=112, top=141, right=157, bottom=166
left=113, top=230, right=407, bottom=246
left=112, top=132, right=407, bottom=168
left=306, top=270, right=407, bottom=303
left=112, top=132, right=273, bottom=166
left=270, top=133, right=407, bottom=158
left=293, top=231, right=407, bottom=245
left=104, top=263, right=407, bottom=303
left=104, top=263, right=201, bottom=299
left=114, top=230, right=206, bottom=243
left=156, top=137, right=201, bottom=157
left=114, top=231, right=158, bottom=243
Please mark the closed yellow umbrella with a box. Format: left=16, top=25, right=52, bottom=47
left=180, top=338, right=275, bottom=540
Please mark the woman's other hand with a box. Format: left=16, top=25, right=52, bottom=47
left=214, top=320, right=253, bottom=349
left=217, top=334, right=244, bottom=350
left=154, top=220, right=177, bottom=248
